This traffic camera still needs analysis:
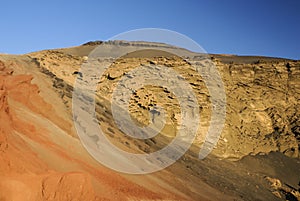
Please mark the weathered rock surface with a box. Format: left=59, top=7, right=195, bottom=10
left=215, top=58, right=300, bottom=159
left=29, top=41, right=300, bottom=160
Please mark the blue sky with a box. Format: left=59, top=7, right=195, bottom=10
left=0, top=0, right=299, bottom=59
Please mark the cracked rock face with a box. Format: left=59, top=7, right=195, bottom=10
left=29, top=42, right=300, bottom=160
left=214, top=59, right=300, bottom=159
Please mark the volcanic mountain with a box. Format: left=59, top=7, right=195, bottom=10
left=0, top=41, right=299, bottom=201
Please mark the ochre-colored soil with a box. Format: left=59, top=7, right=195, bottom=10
left=0, top=41, right=299, bottom=201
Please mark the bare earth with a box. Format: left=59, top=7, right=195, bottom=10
left=0, top=41, right=299, bottom=200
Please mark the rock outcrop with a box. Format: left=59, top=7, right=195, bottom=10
left=214, top=58, right=300, bottom=159
left=29, top=43, right=300, bottom=160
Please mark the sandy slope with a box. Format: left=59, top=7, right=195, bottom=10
left=0, top=41, right=299, bottom=201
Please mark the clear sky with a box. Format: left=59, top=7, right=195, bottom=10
left=0, top=0, right=299, bottom=59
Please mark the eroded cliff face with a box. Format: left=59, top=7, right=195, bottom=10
left=95, top=56, right=300, bottom=160
left=28, top=44, right=300, bottom=160
left=214, top=58, right=300, bottom=159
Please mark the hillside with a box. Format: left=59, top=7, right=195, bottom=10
left=0, top=41, right=299, bottom=200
